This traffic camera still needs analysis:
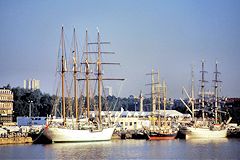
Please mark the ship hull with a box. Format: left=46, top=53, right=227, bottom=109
left=131, top=131, right=148, bottom=139
left=182, top=127, right=228, bottom=139
left=147, top=132, right=177, bottom=140
left=30, top=129, right=52, bottom=144
left=43, top=126, right=115, bottom=143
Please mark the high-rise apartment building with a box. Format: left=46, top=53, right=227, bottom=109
left=104, top=86, right=113, bottom=96
left=24, top=79, right=40, bottom=90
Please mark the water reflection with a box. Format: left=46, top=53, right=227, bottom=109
left=43, top=140, right=153, bottom=159
left=41, top=139, right=237, bottom=159
left=44, top=141, right=112, bottom=160
left=183, top=138, right=233, bottom=159
left=1, top=139, right=240, bottom=159
left=187, top=138, right=228, bottom=145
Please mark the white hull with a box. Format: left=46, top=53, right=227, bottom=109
left=182, top=127, right=227, bottom=139
left=43, top=126, right=115, bottom=142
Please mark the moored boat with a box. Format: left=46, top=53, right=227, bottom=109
left=183, top=126, right=227, bottom=139
left=146, top=73, right=178, bottom=140
left=43, top=27, right=124, bottom=143
left=44, top=126, right=115, bottom=142
left=179, top=60, right=231, bottom=139
left=147, top=131, right=177, bottom=140
left=131, top=130, right=148, bottom=139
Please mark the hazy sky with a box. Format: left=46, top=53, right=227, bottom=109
left=0, top=0, right=240, bottom=98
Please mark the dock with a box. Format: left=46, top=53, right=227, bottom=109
left=0, top=137, right=32, bottom=145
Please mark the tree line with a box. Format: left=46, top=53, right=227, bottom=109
left=3, top=85, right=177, bottom=121
left=1, top=85, right=239, bottom=124
left=2, top=85, right=53, bottom=121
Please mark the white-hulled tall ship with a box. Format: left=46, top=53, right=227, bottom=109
left=43, top=27, right=124, bottom=142
left=180, top=60, right=231, bottom=139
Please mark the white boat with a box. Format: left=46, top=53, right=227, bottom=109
left=182, top=126, right=228, bottom=139
left=43, top=27, right=124, bottom=143
left=44, top=126, right=115, bottom=142
left=180, top=61, right=231, bottom=139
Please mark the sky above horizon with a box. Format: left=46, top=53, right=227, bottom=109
left=0, top=0, right=240, bottom=98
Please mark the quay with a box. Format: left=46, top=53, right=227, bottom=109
left=0, top=135, right=32, bottom=145
left=0, top=128, right=33, bottom=145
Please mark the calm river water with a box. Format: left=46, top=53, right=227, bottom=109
left=0, top=138, right=240, bottom=159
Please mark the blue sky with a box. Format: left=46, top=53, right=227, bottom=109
left=0, top=0, right=240, bottom=98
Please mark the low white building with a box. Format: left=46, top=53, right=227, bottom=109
left=99, top=110, right=187, bottom=131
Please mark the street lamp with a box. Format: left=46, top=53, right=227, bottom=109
left=28, top=100, right=33, bottom=117
left=134, top=102, right=138, bottom=112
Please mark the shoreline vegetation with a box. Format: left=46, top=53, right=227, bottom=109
left=1, top=84, right=240, bottom=125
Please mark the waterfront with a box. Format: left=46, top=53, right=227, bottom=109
left=0, top=138, right=240, bottom=159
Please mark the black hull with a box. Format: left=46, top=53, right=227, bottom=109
left=131, top=132, right=148, bottom=139
left=30, top=129, right=52, bottom=144
left=227, top=130, right=240, bottom=138
left=176, top=130, right=186, bottom=139
left=147, top=131, right=177, bottom=140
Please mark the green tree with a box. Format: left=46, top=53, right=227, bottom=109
left=10, top=87, right=53, bottom=121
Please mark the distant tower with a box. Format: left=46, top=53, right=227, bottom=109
left=104, top=86, right=112, bottom=96
left=139, top=90, right=144, bottom=112
left=24, top=79, right=40, bottom=90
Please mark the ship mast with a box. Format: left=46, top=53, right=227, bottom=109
left=163, top=80, right=167, bottom=128
left=191, top=65, right=195, bottom=119
left=85, top=29, right=90, bottom=119
left=72, top=28, right=79, bottom=122
left=78, top=29, right=124, bottom=124
left=61, top=26, right=66, bottom=126
left=179, top=65, right=196, bottom=119
left=157, top=70, right=161, bottom=127
left=146, top=69, right=158, bottom=130
left=146, top=69, right=158, bottom=113
left=213, top=61, right=221, bottom=124
left=200, top=60, right=208, bottom=122
left=151, top=69, right=156, bottom=113
left=96, top=29, right=124, bottom=123
left=139, top=91, right=143, bottom=112
left=97, top=29, right=102, bottom=124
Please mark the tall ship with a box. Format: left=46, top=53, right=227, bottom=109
left=180, top=60, right=231, bottom=139
left=145, top=70, right=178, bottom=140
left=43, top=27, right=124, bottom=142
